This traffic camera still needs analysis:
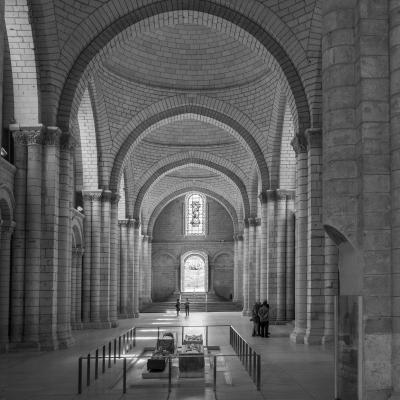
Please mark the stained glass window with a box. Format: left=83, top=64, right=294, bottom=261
left=185, top=193, right=206, bottom=236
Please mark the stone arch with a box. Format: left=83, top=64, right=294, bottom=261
left=0, top=185, right=15, bottom=222
left=133, top=159, right=251, bottom=220
left=55, top=3, right=311, bottom=138
left=71, top=217, right=84, bottom=249
left=109, top=97, right=270, bottom=192
left=147, top=187, right=239, bottom=237
left=152, top=251, right=179, bottom=301
left=211, top=250, right=234, bottom=299
left=180, top=250, right=209, bottom=293
left=4, top=1, right=40, bottom=125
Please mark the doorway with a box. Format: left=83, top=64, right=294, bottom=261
left=180, top=251, right=208, bottom=292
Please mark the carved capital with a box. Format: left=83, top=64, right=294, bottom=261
left=1, top=221, right=16, bottom=239
left=43, top=127, right=62, bottom=146
left=25, top=127, right=44, bottom=145
left=258, top=191, right=268, bottom=204
left=60, top=133, right=78, bottom=151
left=305, top=128, right=322, bottom=149
left=133, top=219, right=141, bottom=229
left=111, top=192, right=121, bottom=204
left=73, top=246, right=84, bottom=256
left=290, top=133, right=308, bottom=155
left=118, top=219, right=130, bottom=227
left=82, top=190, right=103, bottom=202
left=101, top=190, right=113, bottom=203
left=247, top=217, right=258, bottom=227
left=12, top=131, right=27, bottom=146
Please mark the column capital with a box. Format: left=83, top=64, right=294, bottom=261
left=247, top=217, right=259, bottom=227
left=290, top=133, right=308, bottom=155
left=10, top=124, right=45, bottom=146
left=43, top=126, right=62, bottom=146
left=82, top=190, right=103, bottom=202
left=73, top=246, right=84, bottom=256
left=60, top=133, right=78, bottom=151
left=259, top=190, right=278, bottom=203
left=254, top=218, right=261, bottom=226
left=305, top=128, right=322, bottom=149
left=133, top=219, right=141, bottom=229
left=1, top=221, right=16, bottom=239
left=101, top=190, right=113, bottom=203
left=111, top=192, right=120, bottom=204
left=118, top=219, right=130, bottom=227
left=276, top=189, right=294, bottom=201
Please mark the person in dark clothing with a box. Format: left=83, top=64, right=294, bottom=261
left=251, top=302, right=261, bottom=336
left=258, top=301, right=270, bottom=337
left=184, top=298, right=190, bottom=316
left=175, top=299, right=181, bottom=316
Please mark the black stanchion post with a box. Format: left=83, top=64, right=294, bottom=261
left=245, top=343, right=249, bottom=371
left=213, top=355, right=217, bottom=392
left=123, top=357, right=127, bottom=394
left=181, top=326, right=184, bottom=345
left=256, top=354, right=261, bottom=391
left=123, top=334, right=126, bottom=354
left=108, top=341, right=112, bottom=368
left=253, top=349, right=257, bottom=381
left=133, top=328, right=136, bottom=347
left=78, top=357, right=82, bottom=394
left=114, top=339, right=117, bottom=364
left=102, top=345, right=106, bottom=373
left=168, top=356, right=172, bottom=393
left=157, top=326, right=160, bottom=340
left=86, top=354, right=90, bottom=387
left=95, top=349, right=99, bottom=380
left=206, top=326, right=209, bottom=347
left=118, top=336, right=121, bottom=358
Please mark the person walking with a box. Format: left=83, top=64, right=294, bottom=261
left=175, top=298, right=181, bottom=316
left=258, top=300, right=270, bottom=337
left=184, top=298, right=190, bottom=316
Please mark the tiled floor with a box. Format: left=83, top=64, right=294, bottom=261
left=0, top=312, right=333, bottom=400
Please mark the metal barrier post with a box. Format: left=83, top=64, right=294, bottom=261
left=213, top=355, right=217, bottom=392
left=249, top=348, right=252, bottom=376
left=245, top=343, right=248, bottom=370
left=114, top=339, right=117, bottom=364
left=108, top=341, right=112, bottom=368
left=123, top=357, right=127, bottom=394
left=168, top=356, right=172, bottom=393
left=86, top=354, right=90, bottom=387
left=123, top=334, right=125, bottom=354
left=253, top=348, right=257, bottom=381
left=256, top=354, right=261, bottom=391
left=118, top=336, right=121, bottom=358
left=133, top=328, right=136, bottom=347
left=181, top=326, right=184, bottom=345
left=130, top=329, right=133, bottom=349
left=78, top=357, right=82, bottom=394
left=206, top=326, right=209, bottom=347
left=102, top=345, right=106, bottom=373
left=95, top=349, right=99, bottom=379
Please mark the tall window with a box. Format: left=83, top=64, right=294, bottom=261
left=185, top=192, right=206, bottom=236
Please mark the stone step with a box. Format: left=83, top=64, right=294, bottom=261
left=140, top=301, right=242, bottom=313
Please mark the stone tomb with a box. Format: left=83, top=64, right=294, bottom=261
left=179, top=334, right=205, bottom=378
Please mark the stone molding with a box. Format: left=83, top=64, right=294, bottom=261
left=43, top=127, right=62, bottom=146
left=305, top=128, right=322, bottom=149
left=290, top=133, right=308, bottom=155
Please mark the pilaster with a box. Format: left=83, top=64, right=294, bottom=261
left=110, top=193, right=119, bottom=326
left=241, top=220, right=250, bottom=315
left=259, top=192, right=268, bottom=302
left=133, top=220, right=140, bottom=317
left=118, top=220, right=129, bottom=317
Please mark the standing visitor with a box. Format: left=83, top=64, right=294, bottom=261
left=175, top=299, right=181, bottom=316
left=258, top=301, right=270, bottom=337
left=251, top=302, right=261, bottom=336
left=184, top=298, right=190, bottom=316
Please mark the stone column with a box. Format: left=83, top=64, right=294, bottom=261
left=233, top=235, right=239, bottom=301
left=236, top=234, right=244, bottom=303
left=24, top=127, right=43, bottom=346
left=100, top=190, right=112, bottom=326
left=276, top=190, right=287, bottom=322
left=119, top=220, right=129, bottom=317
left=259, top=193, right=268, bottom=302
left=133, top=220, right=140, bottom=317
left=57, top=133, right=74, bottom=347
left=10, top=130, right=27, bottom=342
left=290, top=134, right=308, bottom=343
left=82, top=192, right=92, bottom=323
left=247, top=218, right=257, bottom=311
left=141, top=235, right=149, bottom=303
left=304, top=128, right=325, bottom=345
left=127, top=219, right=135, bottom=316
left=71, top=248, right=77, bottom=327
left=147, top=236, right=153, bottom=302
left=391, top=0, right=400, bottom=397
left=322, top=234, right=338, bottom=344
left=75, top=247, right=84, bottom=328
left=255, top=219, right=261, bottom=302
left=41, top=127, right=61, bottom=349
left=285, top=193, right=295, bottom=321
left=266, top=190, right=277, bottom=315
left=0, top=222, right=14, bottom=350
left=242, top=220, right=250, bottom=315
left=90, top=191, right=103, bottom=324
left=110, top=193, right=119, bottom=327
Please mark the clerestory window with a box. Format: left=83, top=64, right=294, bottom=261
left=185, top=192, right=206, bottom=236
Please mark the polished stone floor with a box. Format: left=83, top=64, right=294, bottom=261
left=0, top=312, right=333, bottom=400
